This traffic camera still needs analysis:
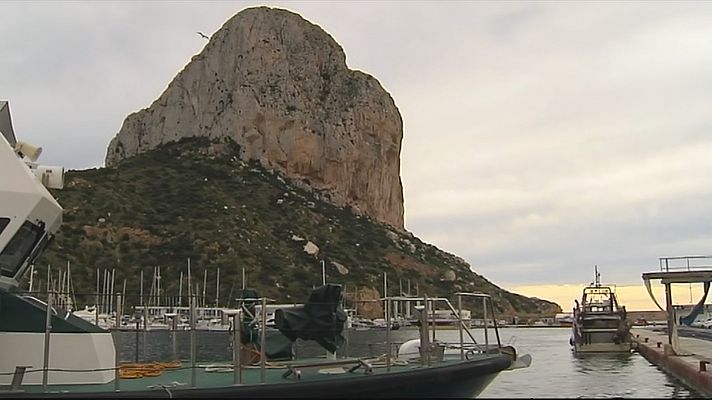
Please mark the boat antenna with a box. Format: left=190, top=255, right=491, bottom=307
left=594, top=265, right=600, bottom=287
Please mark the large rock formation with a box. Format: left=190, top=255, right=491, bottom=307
left=105, top=6, right=404, bottom=228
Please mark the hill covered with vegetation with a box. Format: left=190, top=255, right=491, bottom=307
left=33, top=137, right=560, bottom=319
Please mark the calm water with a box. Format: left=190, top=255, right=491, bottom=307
left=114, top=326, right=701, bottom=398
left=477, top=327, right=700, bottom=398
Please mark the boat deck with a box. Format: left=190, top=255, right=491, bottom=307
left=6, top=354, right=506, bottom=396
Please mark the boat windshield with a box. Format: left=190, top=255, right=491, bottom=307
left=582, top=287, right=618, bottom=312
left=0, top=220, right=44, bottom=278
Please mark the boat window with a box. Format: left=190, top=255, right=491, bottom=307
left=0, top=220, right=44, bottom=278
left=0, top=217, right=9, bottom=235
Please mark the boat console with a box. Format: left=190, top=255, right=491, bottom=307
left=0, top=101, right=64, bottom=291
left=0, top=102, right=116, bottom=386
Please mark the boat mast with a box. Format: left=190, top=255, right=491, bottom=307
left=321, top=260, right=326, bottom=285
left=139, top=269, right=144, bottom=310
left=103, top=269, right=109, bottom=314
left=121, top=279, right=127, bottom=322
left=187, top=258, right=192, bottom=306
left=57, top=267, right=64, bottom=309
left=157, top=265, right=162, bottom=308
left=178, top=271, right=183, bottom=308
left=383, top=272, right=388, bottom=320
left=202, top=269, right=207, bottom=308
left=95, top=267, right=99, bottom=311
left=110, top=268, right=115, bottom=316
left=67, top=261, right=76, bottom=311
left=215, top=268, right=220, bottom=307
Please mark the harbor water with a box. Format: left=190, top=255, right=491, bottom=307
left=113, top=326, right=701, bottom=398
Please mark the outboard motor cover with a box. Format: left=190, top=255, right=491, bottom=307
left=275, top=284, right=347, bottom=353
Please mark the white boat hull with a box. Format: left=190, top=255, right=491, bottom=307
left=0, top=332, right=115, bottom=385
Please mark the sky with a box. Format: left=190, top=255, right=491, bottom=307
left=3, top=1, right=712, bottom=311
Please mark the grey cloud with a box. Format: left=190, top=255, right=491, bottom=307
left=4, top=1, right=712, bottom=291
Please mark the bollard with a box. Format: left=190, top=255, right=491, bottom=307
left=644, top=337, right=649, bottom=343
left=700, top=361, right=709, bottom=372
left=657, top=342, right=661, bottom=348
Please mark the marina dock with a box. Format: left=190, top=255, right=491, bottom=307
left=632, top=327, right=712, bottom=397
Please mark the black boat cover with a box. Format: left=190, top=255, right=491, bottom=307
left=275, top=284, right=347, bottom=353
left=236, top=288, right=293, bottom=360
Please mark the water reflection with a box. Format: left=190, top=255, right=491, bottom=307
left=573, top=352, right=635, bottom=373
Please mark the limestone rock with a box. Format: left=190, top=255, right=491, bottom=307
left=347, top=286, right=382, bottom=319
left=331, top=261, right=349, bottom=275
left=105, top=6, right=404, bottom=228
left=442, top=270, right=456, bottom=282
left=303, top=241, right=319, bottom=256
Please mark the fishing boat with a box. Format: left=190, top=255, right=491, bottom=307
left=0, top=102, right=529, bottom=397
left=570, top=267, right=633, bottom=353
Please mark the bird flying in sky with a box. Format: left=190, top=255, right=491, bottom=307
left=197, top=31, right=209, bottom=40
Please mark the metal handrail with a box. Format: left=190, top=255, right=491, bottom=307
left=455, top=292, right=502, bottom=354
left=659, top=255, right=712, bottom=272
left=381, top=292, right=502, bottom=366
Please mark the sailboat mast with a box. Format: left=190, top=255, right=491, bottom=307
left=202, top=269, right=207, bottom=308
left=121, top=279, right=127, bottom=321
left=58, top=268, right=64, bottom=308
left=110, top=268, right=115, bottom=316
left=178, top=271, right=183, bottom=307
left=157, top=265, right=162, bottom=307
left=187, top=258, right=192, bottom=306
left=103, top=269, right=109, bottom=314
left=383, top=272, right=388, bottom=319
left=95, top=267, right=99, bottom=310
left=215, top=268, right=220, bottom=307
left=139, top=269, right=144, bottom=309
left=68, top=260, right=76, bottom=311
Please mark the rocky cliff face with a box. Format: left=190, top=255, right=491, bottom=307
left=105, top=6, right=404, bottom=228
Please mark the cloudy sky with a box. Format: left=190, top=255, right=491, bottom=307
left=3, top=1, right=712, bottom=309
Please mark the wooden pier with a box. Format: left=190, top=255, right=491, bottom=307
left=632, top=327, right=712, bottom=397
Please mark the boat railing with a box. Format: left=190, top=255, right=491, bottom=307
left=659, top=255, right=712, bottom=272
left=7, top=287, right=503, bottom=392
left=377, top=292, right=503, bottom=367
left=7, top=289, right=278, bottom=392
